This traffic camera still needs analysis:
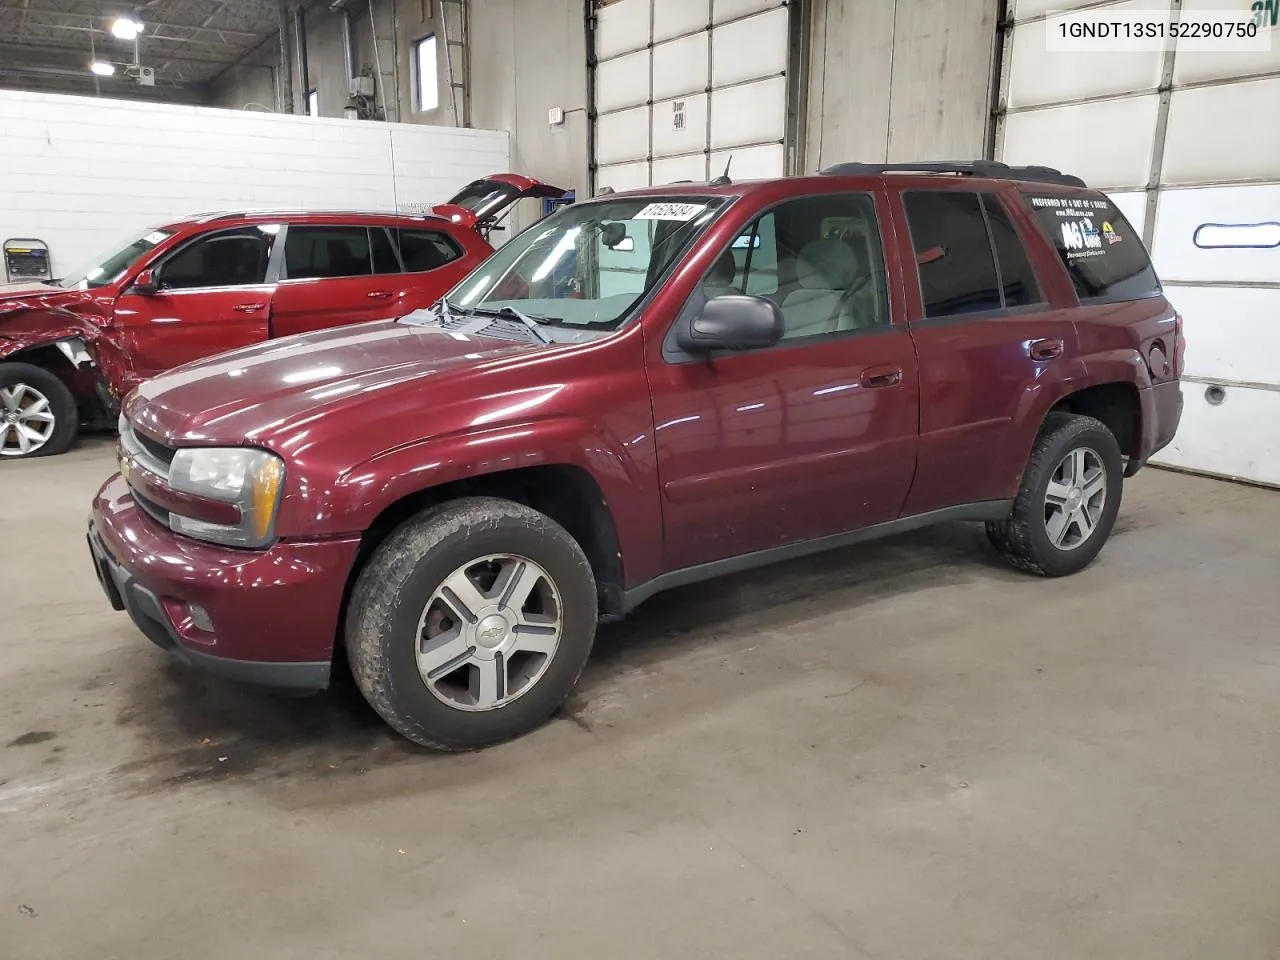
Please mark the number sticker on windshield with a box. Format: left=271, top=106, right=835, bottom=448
left=634, top=202, right=707, bottom=221
left=143, top=231, right=169, bottom=245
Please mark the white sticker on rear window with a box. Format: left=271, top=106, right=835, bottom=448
left=634, top=202, right=707, bottom=221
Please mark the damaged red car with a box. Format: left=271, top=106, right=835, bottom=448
left=0, top=174, right=564, bottom=459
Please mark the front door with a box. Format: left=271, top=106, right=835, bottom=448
left=113, top=225, right=279, bottom=381
left=645, top=191, right=921, bottom=571
left=270, top=224, right=409, bottom=338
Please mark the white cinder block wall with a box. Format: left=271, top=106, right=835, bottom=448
left=0, top=90, right=511, bottom=278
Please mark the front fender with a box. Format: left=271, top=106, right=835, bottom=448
left=279, top=414, right=661, bottom=584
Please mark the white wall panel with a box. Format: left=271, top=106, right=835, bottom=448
left=710, top=143, right=786, bottom=180
left=1174, top=0, right=1280, bottom=84
left=711, top=8, right=789, bottom=86
left=1005, top=13, right=1162, bottom=108
left=1001, top=96, right=1159, bottom=189
left=0, top=89, right=509, bottom=277
left=1161, top=79, right=1280, bottom=186
left=653, top=0, right=708, bottom=41
left=1149, top=384, right=1280, bottom=487
left=596, top=161, right=651, bottom=193
left=652, top=153, right=709, bottom=183
left=595, top=105, right=651, bottom=165
left=1011, top=0, right=1144, bottom=21
left=652, top=94, right=709, bottom=158
left=596, top=50, right=651, bottom=113
left=596, top=0, right=650, bottom=58
left=1150, top=184, right=1280, bottom=284
left=652, top=34, right=709, bottom=101
left=1163, top=285, right=1280, bottom=385
left=709, top=76, right=788, bottom=148
left=1106, top=191, right=1148, bottom=238
left=713, top=0, right=783, bottom=24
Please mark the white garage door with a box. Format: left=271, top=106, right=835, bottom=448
left=593, top=0, right=791, bottom=192
left=996, top=0, right=1280, bottom=487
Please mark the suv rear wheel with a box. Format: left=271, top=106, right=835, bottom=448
left=346, top=497, right=598, bottom=751
left=986, top=412, right=1123, bottom=576
left=0, top=362, right=77, bottom=459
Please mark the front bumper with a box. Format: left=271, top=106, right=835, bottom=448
left=88, top=474, right=362, bottom=690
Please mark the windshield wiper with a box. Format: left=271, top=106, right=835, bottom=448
left=465, top=305, right=554, bottom=345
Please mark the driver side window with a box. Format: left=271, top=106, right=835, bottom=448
left=158, top=229, right=273, bottom=291
left=705, top=194, right=889, bottom=340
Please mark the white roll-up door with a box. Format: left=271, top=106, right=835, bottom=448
left=594, top=0, right=791, bottom=193
left=996, top=0, right=1280, bottom=486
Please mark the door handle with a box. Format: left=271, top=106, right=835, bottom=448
left=1029, top=338, right=1064, bottom=361
left=859, top=365, right=903, bottom=389
left=232, top=302, right=266, bottom=313
left=366, top=290, right=394, bottom=300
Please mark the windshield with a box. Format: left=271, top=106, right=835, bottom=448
left=445, top=195, right=728, bottom=330
left=57, top=227, right=174, bottom=289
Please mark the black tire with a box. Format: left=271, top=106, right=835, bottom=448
left=346, top=497, right=598, bottom=751
left=986, top=412, right=1123, bottom=577
left=0, top=362, right=78, bottom=459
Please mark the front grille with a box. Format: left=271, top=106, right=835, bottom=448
left=131, top=487, right=171, bottom=528
left=134, top=428, right=175, bottom=466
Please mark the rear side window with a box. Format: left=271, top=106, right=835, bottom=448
left=903, top=192, right=1003, bottom=318
left=370, top=228, right=402, bottom=274
left=982, top=195, right=1042, bottom=308
left=285, top=226, right=374, bottom=279
left=1024, top=193, right=1161, bottom=302
left=395, top=229, right=464, bottom=272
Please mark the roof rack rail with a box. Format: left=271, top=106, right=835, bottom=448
left=820, top=160, right=1086, bottom=188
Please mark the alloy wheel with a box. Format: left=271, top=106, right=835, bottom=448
left=1043, top=446, right=1107, bottom=551
left=415, top=553, right=563, bottom=712
left=0, top=383, right=57, bottom=457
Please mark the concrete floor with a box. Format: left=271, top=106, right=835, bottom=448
left=2, top=439, right=1279, bottom=959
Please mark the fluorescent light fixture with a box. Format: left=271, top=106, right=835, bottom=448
left=110, top=16, right=143, bottom=40
left=89, top=60, right=116, bottom=76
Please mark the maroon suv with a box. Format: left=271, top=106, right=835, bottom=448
left=88, top=160, right=1184, bottom=751
left=0, top=174, right=563, bottom=459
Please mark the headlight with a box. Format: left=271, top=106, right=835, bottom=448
left=167, top=447, right=285, bottom=548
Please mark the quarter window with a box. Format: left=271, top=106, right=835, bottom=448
left=157, top=229, right=273, bottom=290
left=395, top=229, right=463, bottom=272
left=1024, top=193, right=1161, bottom=302
left=982, top=195, right=1043, bottom=308
left=710, top=194, right=889, bottom=340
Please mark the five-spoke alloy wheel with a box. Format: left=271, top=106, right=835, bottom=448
left=0, top=363, right=78, bottom=460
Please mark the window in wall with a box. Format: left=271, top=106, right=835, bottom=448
left=709, top=193, right=889, bottom=339
left=307, top=89, right=319, bottom=117
left=158, top=230, right=273, bottom=290
left=1025, top=193, right=1161, bottom=302
left=394, top=229, right=463, bottom=272
left=981, top=195, right=1043, bottom=309
left=903, top=191, right=1002, bottom=318
left=284, top=226, right=376, bottom=279
left=413, top=35, right=439, bottom=113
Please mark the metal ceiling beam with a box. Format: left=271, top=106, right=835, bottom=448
left=4, top=8, right=266, bottom=43
left=0, top=39, right=239, bottom=68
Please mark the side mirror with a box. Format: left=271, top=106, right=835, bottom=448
left=131, top=268, right=158, bottom=295
left=676, top=295, right=783, bottom=353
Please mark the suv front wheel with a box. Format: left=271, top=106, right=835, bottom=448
left=986, top=412, right=1124, bottom=576
left=346, top=497, right=598, bottom=751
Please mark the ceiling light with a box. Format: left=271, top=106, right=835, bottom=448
left=110, top=16, right=143, bottom=40
left=89, top=60, right=116, bottom=76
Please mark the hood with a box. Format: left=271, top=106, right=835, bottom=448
left=126, top=319, right=548, bottom=445
left=0, top=282, right=79, bottom=310
left=0, top=285, right=99, bottom=345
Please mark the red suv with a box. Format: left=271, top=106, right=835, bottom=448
left=88, top=160, right=1183, bottom=751
left=0, top=174, right=564, bottom=459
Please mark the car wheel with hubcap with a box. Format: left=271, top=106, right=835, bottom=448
left=346, top=497, right=597, bottom=751
left=986, top=412, right=1123, bottom=576
left=0, top=362, right=78, bottom=459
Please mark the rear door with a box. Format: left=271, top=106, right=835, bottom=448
left=112, top=225, right=279, bottom=379
left=895, top=185, right=1081, bottom=516
left=270, top=223, right=408, bottom=338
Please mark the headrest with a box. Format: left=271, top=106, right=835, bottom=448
left=707, top=248, right=737, bottom=287
left=794, top=238, right=863, bottom=290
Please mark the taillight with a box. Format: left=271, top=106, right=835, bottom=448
left=1173, top=312, right=1186, bottom=376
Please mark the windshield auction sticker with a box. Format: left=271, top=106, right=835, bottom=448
left=1028, top=195, right=1115, bottom=261
left=634, top=202, right=708, bottom=221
